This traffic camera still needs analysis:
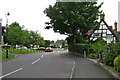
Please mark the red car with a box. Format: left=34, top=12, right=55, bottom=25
left=45, top=48, right=53, bottom=52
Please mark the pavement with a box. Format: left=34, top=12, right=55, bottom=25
left=1, top=50, right=114, bottom=80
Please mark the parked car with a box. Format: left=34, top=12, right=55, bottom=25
left=18, top=46, right=27, bottom=49
left=45, top=47, right=53, bottom=52
left=36, top=47, right=45, bottom=50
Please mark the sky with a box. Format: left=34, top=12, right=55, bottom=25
left=0, top=0, right=120, bottom=41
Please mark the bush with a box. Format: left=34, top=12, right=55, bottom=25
left=114, top=55, right=120, bottom=72
left=68, top=44, right=89, bottom=54
left=87, top=53, right=97, bottom=59
left=103, top=56, right=114, bottom=66
left=89, top=40, right=107, bottom=56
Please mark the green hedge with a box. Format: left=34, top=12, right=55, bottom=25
left=103, top=56, right=114, bottom=66
left=8, top=48, right=44, bottom=54
left=114, top=55, right=120, bottom=72
left=87, top=53, right=97, bottom=59
left=68, top=44, right=89, bottom=54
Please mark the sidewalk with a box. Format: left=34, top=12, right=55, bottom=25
left=72, top=57, right=112, bottom=79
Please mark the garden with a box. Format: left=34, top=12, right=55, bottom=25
left=88, top=40, right=120, bottom=72
left=68, top=39, right=120, bottom=72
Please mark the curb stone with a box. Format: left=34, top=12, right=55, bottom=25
left=98, top=62, right=120, bottom=80
left=88, top=58, right=120, bottom=80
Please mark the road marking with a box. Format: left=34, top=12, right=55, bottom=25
left=0, top=68, right=23, bottom=78
left=32, top=58, right=41, bottom=64
left=70, top=61, right=75, bottom=79
left=41, top=55, right=43, bottom=58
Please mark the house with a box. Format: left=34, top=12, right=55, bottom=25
left=54, top=40, right=68, bottom=48
left=86, top=13, right=120, bottom=43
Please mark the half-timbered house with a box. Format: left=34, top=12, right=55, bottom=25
left=86, top=13, right=120, bottom=43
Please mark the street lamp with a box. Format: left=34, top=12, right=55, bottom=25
left=5, top=12, right=10, bottom=58
left=5, top=12, right=10, bottom=29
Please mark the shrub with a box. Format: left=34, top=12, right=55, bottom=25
left=102, top=42, right=120, bottom=66
left=68, top=44, right=89, bottom=54
left=87, top=53, right=97, bottom=59
left=114, top=55, right=120, bottom=72
left=89, top=40, right=107, bottom=56
left=103, top=56, right=114, bottom=66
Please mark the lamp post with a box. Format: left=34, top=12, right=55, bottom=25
left=5, top=12, right=10, bottom=58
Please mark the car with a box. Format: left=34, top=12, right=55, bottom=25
left=36, top=47, right=45, bottom=50
left=19, top=46, right=27, bottom=49
left=45, top=48, right=53, bottom=52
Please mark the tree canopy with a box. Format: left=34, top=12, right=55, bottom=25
left=44, top=1, right=103, bottom=44
left=4, top=22, right=23, bottom=46
left=4, top=22, right=44, bottom=48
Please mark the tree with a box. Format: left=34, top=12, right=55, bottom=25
left=44, top=2, right=103, bottom=44
left=4, top=22, right=45, bottom=48
left=44, top=40, right=51, bottom=48
left=29, top=30, right=44, bottom=47
left=4, top=22, right=24, bottom=47
left=22, top=30, right=31, bottom=48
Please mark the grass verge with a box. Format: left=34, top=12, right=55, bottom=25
left=0, top=53, right=15, bottom=61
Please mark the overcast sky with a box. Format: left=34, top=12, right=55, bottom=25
left=0, top=0, right=120, bottom=41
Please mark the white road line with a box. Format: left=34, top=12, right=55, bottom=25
left=32, top=58, right=40, bottom=64
left=41, top=55, right=43, bottom=58
left=70, top=61, right=75, bottom=79
left=0, top=68, right=23, bottom=79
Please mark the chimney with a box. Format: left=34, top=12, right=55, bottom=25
left=100, top=12, right=105, bottom=21
left=114, top=21, right=117, bottom=32
left=109, top=26, right=112, bottom=30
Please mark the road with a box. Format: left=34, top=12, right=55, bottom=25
left=1, top=50, right=114, bottom=80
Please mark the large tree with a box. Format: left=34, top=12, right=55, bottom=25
left=29, top=30, right=43, bottom=47
left=44, top=1, right=103, bottom=44
left=4, top=22, right=24, bottom=46
left=4, top=22, right=44, bottom=48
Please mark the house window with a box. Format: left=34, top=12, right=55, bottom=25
left=107, top=35, right=112, bottom=39
left=94, top=33, right=99, bottom=36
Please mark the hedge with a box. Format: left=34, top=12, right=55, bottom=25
left=114, top=55, right=120, bottom=72
left=68, top=44, right=89, bottom=54
left=87, top=53, right=97, bottom=59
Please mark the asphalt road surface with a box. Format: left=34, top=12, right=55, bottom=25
left=1, top=50, right=114, bottom=80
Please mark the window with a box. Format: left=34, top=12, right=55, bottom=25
left=107, top=35, right=112, bottom=39
left=94, top=33, right=99, bottom=36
